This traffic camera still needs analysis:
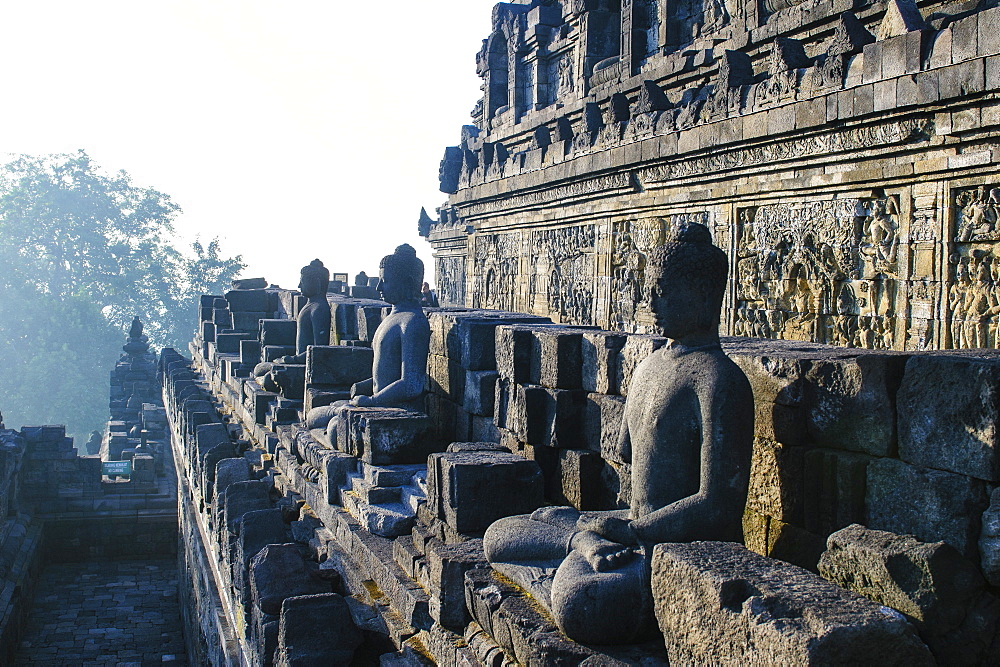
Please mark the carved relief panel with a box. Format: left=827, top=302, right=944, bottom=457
left=948, top=184, right=1000, bottom=349
left=529, top=225, right=595, bottom=325
left=734, top=197, right=900, bottom=349
left=435, top=255, right=467, bottom=307
left=473, top=233, right=521, bottom=312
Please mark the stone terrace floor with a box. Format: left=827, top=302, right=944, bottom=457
left=14, top=559, right=185, bottom=666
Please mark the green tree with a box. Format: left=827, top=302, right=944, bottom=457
left=0, top=150, right=244, bottom=443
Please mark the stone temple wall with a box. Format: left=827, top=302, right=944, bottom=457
left=426, top=0, right=1000, bottom=352
left=173, top=281, right=1000, bottom=663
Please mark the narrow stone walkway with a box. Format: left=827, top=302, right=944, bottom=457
left=14, top=559, right=186, bottom=666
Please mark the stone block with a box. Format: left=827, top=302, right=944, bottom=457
left=464, top=568, right=600, bottom=665
left=651, top=541, right=933, bottom=664
left=426, top=450, right=543, bottom=533
left=445, top=312, right=550, bottom=371
left=747, top=437, right=803, bottom=523
left=262, top=345, right=296, bottom=363
left=201, top=321, right=216, bottom=343
left=767, top=518, right=827, bottom=571
left=232, top=311, right=268, bottom=333
left=802, top=354, right=903, bottom=456
left=226, top=289, right=272, bottom=313
left=582, top=392, right=625, bottom=458
left=275, top=594, right=362, bottom=666
left=802, top=447, right=869, bottom=536
left=581, top=331, right=626, bottom=394
left=428, top=354, right=466, bottom=400
left=939, top=59, right=985, bottom=99
left=510, top=384, right=586, bottom=448
left=249, top=544, right=330, bottom=615
left=464, top=370, right=498, bottom=416
left=425, top=538, right=488, bottom=628
left=303, top=386, right=350, bottom=413
left=898, top=355, right=1000, bottom=481
left=618, top=334, right=668, bottom=396
left=530, top=327, right=584, bottom=390
left=979, top=7, right=1000, bottom=57
left=304, top=345, right=373, bottom=387
left=820, top=524, right=1000, bottom=664
left=260, top=319, right=298, bottom=347
left=345, top=407, right=435, bottom=465
left=244, top=382, right=279, bottom=425
left=981, top=488, right=1000, bottom=587
left=270, top=363, right=305, bottom=400
left=541, top=447, right=606, bottom=510
left=495, top=325, right=536, bottom=384
left=216, top=332, right=251, bottom=354
left=213, top=307, right=233, bottom=329
left=726, top=345, right=806, bottom=445
left=224, top=480, right=271, bottom=536
left=214, top=457, right=251, bottom=506
left=866, top=457, right=988, bottom=559
left=356, top=306, right=383, bottom=342
left=237, top=508, right=288, bottom=594
left=240, top=339, right=262, bottom=366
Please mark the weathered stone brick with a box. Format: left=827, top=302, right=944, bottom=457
left=304, top=345, right=373, bottom=387
left=866, top=457, right=989, bottom=558
left=426, top=450, right=543, bottom=533
left=651, top=541, right=933, bottom=664
left=897, top=355, right=1000, bottom=481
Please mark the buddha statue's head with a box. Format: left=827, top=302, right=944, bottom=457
left=299, top=259, right=330, bottom=298
left=378, top=244, right=424, bottom=305
left=645, top=223, right=728, bottom=340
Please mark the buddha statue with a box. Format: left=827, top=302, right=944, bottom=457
left=255, top=260, right=331, bottom=379
left=306, top=244, right=429, bottom=434
left=483, top=222, right=754, bottom=644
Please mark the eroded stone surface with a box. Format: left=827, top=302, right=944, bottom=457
left=652, top=541, right=932, bottom=664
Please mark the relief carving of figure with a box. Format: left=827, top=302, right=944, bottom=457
left=949, top=259, right=971, bottom=348
left=861, top=197, right=899, bottom=272
left=956, top=186, right=1000, bottom=243
left=484, top=223, right=753, bottom=645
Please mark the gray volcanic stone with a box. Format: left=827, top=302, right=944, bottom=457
left=214, top=457, right=251, bottom=505
left=581, top=331, right=627, bottom=394
left=426, top=450, right=543, bottom=533
left=250, top=544, right=330, bottom=616
left=224, top=480, right=271, bottom=536
left=237, top=508, right=288, bottom=596
left=226, top=289, right=272, bottom=313
left=819, top=524, right=1000, bottom=664
left=259, top=319, right=298, bottom=347
left=802, top=354, right=903, bottom=456
left=275, top=594, right=361, bottom=666
left=495, top=325, right=539, bottom=384
left=463, top=568, right=599, bottom=665
left=865, top=457, right=988, bottom=558
left=651, top=541, right=932, bottom=664
left=305, top=345, right=373, bottom=387
left=530, top=326, right=585, bottom=390
left=897, top=355, right=1000, bottom=481
left=981, top=487, right=1000, bottom=587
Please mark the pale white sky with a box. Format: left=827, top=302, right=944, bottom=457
left=0, top=1, right=498, bottom=289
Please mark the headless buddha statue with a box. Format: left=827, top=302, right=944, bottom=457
left=483, top=223, right=754, bottom=644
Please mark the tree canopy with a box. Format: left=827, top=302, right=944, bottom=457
left=0, top=150, right=244, bottom=443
